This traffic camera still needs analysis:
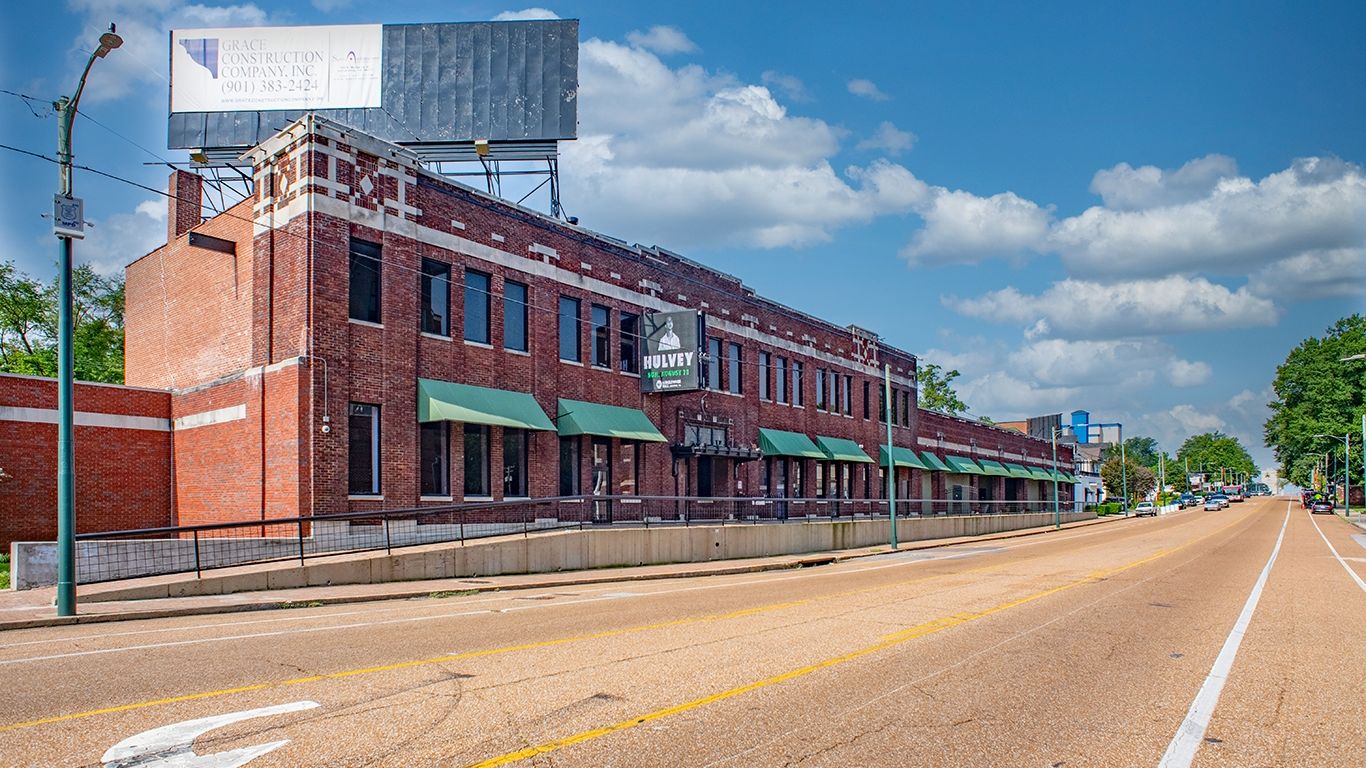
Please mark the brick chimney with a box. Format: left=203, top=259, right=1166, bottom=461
left=167, top=170, right=202, bottom=240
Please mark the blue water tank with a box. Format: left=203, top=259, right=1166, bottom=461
left=1071, top=410, right=1090, bottom=443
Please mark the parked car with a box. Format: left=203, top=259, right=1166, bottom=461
left=1194, top=494, right=1205, bottom=505
left=1134, top=501, right=1157, bottom=517
left=1204, top=496, right=1225, bottom=511
left=1310, top=498, right=1335, bottom=515
left=1178, top=493, right=1197, bottom=508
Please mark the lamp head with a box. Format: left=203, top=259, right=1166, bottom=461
left=96, top=24, right=123, bottom=58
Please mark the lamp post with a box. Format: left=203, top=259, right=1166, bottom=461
left=883, top=364, right=896, bottom=549
left=52, top=23, right=123, bottom=617
left=1314, top=433, right=1350, bottom=516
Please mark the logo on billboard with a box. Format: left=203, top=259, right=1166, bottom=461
left=641, top=311, right=702, bottom=393
left=179, top=38, right=219, bottom=77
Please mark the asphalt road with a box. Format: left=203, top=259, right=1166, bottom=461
left=1, top=497, right=1361, bottom=767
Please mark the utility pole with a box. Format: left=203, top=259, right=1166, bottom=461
left=1051, top=427, right=1060, bottom=529
left=883, top=365, right=896, bottom=549
left=52, top=24, right=123, bottom=617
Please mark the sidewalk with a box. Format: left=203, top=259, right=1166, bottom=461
left=0, top=515, right=1125, bottom=631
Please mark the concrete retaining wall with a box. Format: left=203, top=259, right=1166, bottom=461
left=67, top=510, right=1095, bottom=601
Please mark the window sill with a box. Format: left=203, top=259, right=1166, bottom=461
left=464, top=339, right=494, bottom=349
left=619, top=370, right=641, bottom=378
left=420, top=495, right=454, bottom=502
left=592, top=363, right=613, bottom=371
left=463, top=495, right=495, bottom=501
left=503, top=495, right=530, bottom=500
left=348, top=319, right=384, bottom=330
left=421, top=332, right=451, bottom=341
left=348, top=494, right=384, bottom=501
left=506, top=348, right=531, bottom=357
left=560, top=358, right=585, bottom=366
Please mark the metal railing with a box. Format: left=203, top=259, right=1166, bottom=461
left=70, top=495, right=1084, bottom=585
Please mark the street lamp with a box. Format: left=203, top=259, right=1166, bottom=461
left=1314, top=433, right=1351, bottom=516
left=53, top=23, right=123, bottom=617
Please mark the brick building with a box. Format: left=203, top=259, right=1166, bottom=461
left=114, top=114, right=1073, bottom=528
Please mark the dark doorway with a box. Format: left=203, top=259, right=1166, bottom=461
left=697, top=456, right=714, bottom=497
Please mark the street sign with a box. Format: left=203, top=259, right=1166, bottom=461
left=52, top=194, right=85, bottom=239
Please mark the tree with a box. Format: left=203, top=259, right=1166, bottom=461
left=1100, top=456, right=1156, bottom=503
left=1176, top=431, right=1258, bottom=489
left=1102, top=436, right=1161, bottom=468
left=0, top=260, right=124, bottom=384
left=918, top=362, right=968, bottom=416
left=1264, top=314, right=1365, bottom=488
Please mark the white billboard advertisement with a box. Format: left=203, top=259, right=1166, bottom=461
left=171, top=24, right=382, bottom=113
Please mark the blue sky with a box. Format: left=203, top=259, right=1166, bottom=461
left=2, top=1, right=1364, bottom=468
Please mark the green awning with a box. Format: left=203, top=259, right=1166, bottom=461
left=920, top=452, right=952, bottom=472
left=816, top=436, right=874, bottom=463
left=556, top=399, right=667, bottom=442
left=976, top=459, right=1013, bottom=477
left=879, top=445, right=928, bottom=469
left=418, top=378, right=554, bottom=430
left=944, top=455, right=987, bottom=475
left=759, top=428, right=827, bottom=459
left=1003, top=463, right=1036, bottom=479
left=1027, top=466, right=1054, bottom=481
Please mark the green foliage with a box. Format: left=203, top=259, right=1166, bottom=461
left=1100, top=455, right=1156, bottom=502
left=1176, top=431, right=1258, bottom=487
left=918, top=362, right=969, bottom=417
left=1264, top=314, right=1365, bottom=488
left=0, top=260, right=123, bottom=383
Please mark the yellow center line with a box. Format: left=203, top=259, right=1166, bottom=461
left=0, top=511, right=1235, bottom=736
left=466, top=516, right=1248, bottom=768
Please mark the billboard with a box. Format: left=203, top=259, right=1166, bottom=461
left=168, top=20, right=579, bottom=153
left=640, top=311, right=703, bottom=393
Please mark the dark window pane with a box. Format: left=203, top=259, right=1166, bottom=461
left=420, top=421, right=448, bottom=496
left=775, top=357, right=787, bottom=403
left=843, top=376, right=852, bottom=415
left=816, top=369, right=825, bottom=410
left=591, top=304, right=611, bottom=367
left=463, top=424, right=489, bottom=496
left=348, top=240, right=381, bottom=323
left=559, top=436, right=580, bottom=495
left=504, top=281, right=528, bottom=351
left=503, top=429, right=528, bottom=497
left=707, top=337, right=721, bottom=389
left=464, top=270, right=491, bottom=344
left=791, top=361, right=803, bottom=407
left=727, top=343, right=742, bottom=394
left=759, top=352, right=770, bottom=400
left=347, top=403, right=379, bottom=494
left=863, top=380, right=870, bottom=419
left=559, top=296, right=581, bottom=361
left=620, top=313, right=640, bottom=373
left=420, top=259, right=449, bottom=336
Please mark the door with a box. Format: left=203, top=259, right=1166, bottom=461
left=697, top=456, right=714, bottom=497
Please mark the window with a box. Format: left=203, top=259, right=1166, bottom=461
left=891, top=388, right=899, bottom=425
left=620, top=312, right=640, bottom=373
left=791, top=361, right=803, bottom=407
left=463, top=424, right=489, bottom=496
left=420, top=259, right=449, bottom=336
left=815, top=368, right=825, bottom=410
left=348, top=239, right=381, bottom=323
left=775, top=356, right=787, bottom=403
left=842, top=376, right=852, bottom=416
left=503, top=429, right=528, bottom=497
left=879, top=386, right=886, bottom=423
left=684, top=424, right=728, bottom=446
left=419, top=421, right=448, bottom=496
left=706, top=337, right=722, bottom=389
left=759, top=352, right=771, bottom=400
left=591, top=304, right=611, bottom=367
left=863, top=381, right=871, bottom=420
left=504, top=280, right=528, bottom=351
left=464, top=270, right=491, bottom=344
left=559, top=436, right=581, bottom=495
left=727, top=343, right=742, bottom=394
left=828, top=371, right=837, bottom=411
left=902, top=391, right=912, bottom=427
left=347, top=403, right=380, bottom=495
left=559, top=296, right=581, bottom=361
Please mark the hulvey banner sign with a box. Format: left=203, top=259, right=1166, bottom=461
left=170, top=25, right=382, bottom=113
left=641, top=310, right=703, bottom=393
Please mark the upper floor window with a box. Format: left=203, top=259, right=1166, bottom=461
left=775, top=356, right=788, bottom=403
left=759, top=352, right=771, bottom=400
left=842, top=375, right=852, bottom=416
left=420, top=259, right=449, bottom=336
left=815, top=368, right=826, bottom=411
left=706, top=337, right=722, bottom=389
left=791, top=361, right=803, bottom=407
left=463, top=270, right=491, bottom=344
left=620, top=312, right=640, bottom=374
left=504, top=281, right=528, bottom=352
left=559, top=296, right=581, bottom=362
left=348, top=239, right=381, bottom=323
left=591, top=304, right=611, bottom=367
left=727, top=343, right=742, bottom=394
left=863, top=380, right=871, bottom=420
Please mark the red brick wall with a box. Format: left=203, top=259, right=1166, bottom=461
left=0, top=374, right=173, bottom=548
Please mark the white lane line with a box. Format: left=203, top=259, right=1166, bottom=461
left=1308, top=513, right=1366, bottom=593
left=1158, top=505, right=1290, bottom=768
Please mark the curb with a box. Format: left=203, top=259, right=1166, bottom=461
left=0, top=515, right=1124, bottom=631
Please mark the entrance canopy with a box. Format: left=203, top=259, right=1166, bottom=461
left=1003, top=463, right=1036, bottom=479
left=976, top=459, right=1013, bottom=477
left=944, top=455, right=987, bottom=475
left=919, top=452, right=952, bottom=472
left=758, top=428, right=827, bottom=459
left=418, top=378, right=554, bottom=430
left=557, top=399, right=667, bottom=442
left=816, top=436, right=874, bottom=463
left=879, top=445, right=928, bottom=469
left=1027, top=466, right=1054, bottom=481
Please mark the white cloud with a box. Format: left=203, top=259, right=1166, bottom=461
left=492, top=8, right=560, bottom=20
left=1247, top=247, right=1366, bottom=301
left=957, top=371, right=1082, bottom=416
left=1051, top=157, right=1366, bottom=278
left=847, top=78, right=889, bottom=101
left=949, top=276, right=1278, bottom=339
left=311, top=0, right=351, bottom=10
left=1089, top=154, right=1240, bottom=211
left=856, top=121, right=916, bottom=155
left=902, top=190, right=1052, bottom=264
left=1165, top=404, right=1226, bottom=433
left=761, top=70, right=810, bottom=102
left=80, top=198, right=167, bottom=276
left=1167, top=359, right=1212, bottom=387
left=559, top=40, right=930, bottom=249
left=626, top=25, right=698, bottom=55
